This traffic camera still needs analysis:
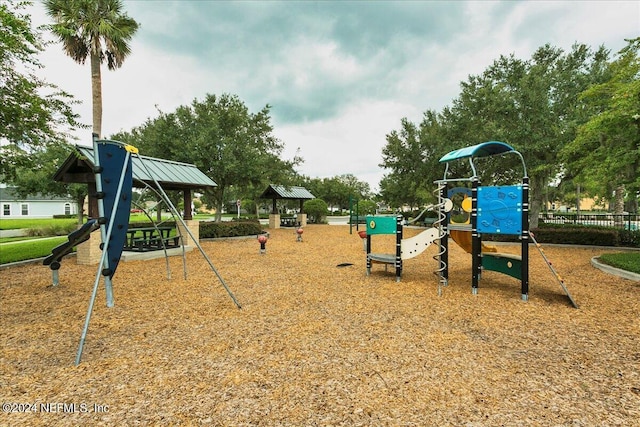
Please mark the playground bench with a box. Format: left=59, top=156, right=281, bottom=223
left=349, top=215, right=367, bottom=224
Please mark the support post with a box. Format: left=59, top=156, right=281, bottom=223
left=471, top=178, right=481, bottom=294
left=440, top=182, right=449, bottom=284
left=395, top=214, right=403, bottom=282
left=183, top=190, right=193, bottom=220
left=366, top=234, right=372, bottom=276
left=521, top=177, right=530, bottom=301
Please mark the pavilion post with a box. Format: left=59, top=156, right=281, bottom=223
left=183, top=189, right=193, bottom=220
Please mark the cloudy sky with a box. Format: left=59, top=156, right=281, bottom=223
left=27, top=1, right=639, bottom=192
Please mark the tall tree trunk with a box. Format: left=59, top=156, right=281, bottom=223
left=528, top=174, right=546, bottom=229
left=212, top=186, right=225, bottom=222
left=614, top=184, right=625, bottom=227
left=76, top=194, right=85, bottom=224
left=90, top=50, right=102, bottom=137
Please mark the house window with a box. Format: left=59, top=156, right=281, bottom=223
left=21, top=203, right=29, bottom=216
left=64, top=203, right=71, bottom=215
left=2, top=204, right=9, bottom=216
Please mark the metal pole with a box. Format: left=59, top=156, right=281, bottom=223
left=395, top=214, right=402, bottom=282
left=471, top=178, right=480, bottom=295
left=76, top=145, right=132, bottom=365
left=136, top=153, right=241, bottom=308
left=521, top=177, right=530, bottom=301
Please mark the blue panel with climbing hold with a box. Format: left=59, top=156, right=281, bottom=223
left=477, top=185, right=523, bottom=235
left=97, top=142, right=133, bottom=278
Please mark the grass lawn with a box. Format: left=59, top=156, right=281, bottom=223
left=598, top=252, right=640, bottom=275
left=0, top=237, right=68, bottom=264
left=0, top=218, right=78, bottom=230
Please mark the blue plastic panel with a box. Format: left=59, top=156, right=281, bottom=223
left=98, top=142, right=133, bottom=278
left=477, top=185, right=523, bottom=235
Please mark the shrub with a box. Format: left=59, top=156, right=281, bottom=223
left=304, top=199, right=329, bottom=224
left=26, top=222, right=79, bottom=237
left=199, top=221, right=264, bottom=239
left=530, top=226, right=620, bottom=246
left=356, top=200, right=377, bottom=216
left=618, top=229, right=640, bottom=247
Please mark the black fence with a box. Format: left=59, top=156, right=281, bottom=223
left=538, top=212, right=639, bottom=230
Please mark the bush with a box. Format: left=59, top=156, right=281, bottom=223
left=530, top=226, right=620, bottom=246
left=26, top=222, right=79, bottom=237
left=199, top=221, right=264, bottom=239
left=618, top=229, right=640, bottom=247
left=356, top=200, right=377, bottom=216
left=304, top=199, right=329, bottom=224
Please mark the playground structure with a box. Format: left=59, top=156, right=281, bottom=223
left=46, top=135, right=241, bottom=365
left=365, top=215, right=440, bottom=282
left=364, top=140, right=577, bottom=307
left=435, top=141, right=577, bottom=306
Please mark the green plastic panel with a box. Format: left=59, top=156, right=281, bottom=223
left=482, top=253, right=522, bottom=280
left=366, top=216, right=399, bottom=235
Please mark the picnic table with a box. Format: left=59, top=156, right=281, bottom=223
left=124, top=226, right=180, bottom=252
left=280, top=216, right=299, bottom=227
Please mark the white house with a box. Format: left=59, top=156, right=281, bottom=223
left=0, top=184, right=77, bottom=219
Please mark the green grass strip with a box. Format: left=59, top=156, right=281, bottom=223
left=0, top=237, right=68, bottom=265
left=598, top=252, right=640, bottom=275
left=0, top=218, right=78, bottom=230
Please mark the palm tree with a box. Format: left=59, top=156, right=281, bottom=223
left=44, top=0, right=139, bottom=137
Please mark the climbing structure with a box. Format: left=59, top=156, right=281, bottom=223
left=436, top=141, right=530, bottom=301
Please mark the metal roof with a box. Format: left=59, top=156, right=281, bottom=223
left=54, top=144, right=217, bottom=190
left=259, top=184, right=315, bottom=200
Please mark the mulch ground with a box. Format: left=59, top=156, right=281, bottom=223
left=1, top=224, right=638, bottom=426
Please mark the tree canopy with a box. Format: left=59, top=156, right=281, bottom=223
left=379, top=42, right=616, bottom=225
left=561, top=38, right=640, bottom=213
left=45, top=0, right=139, bottom=137
left=0, top=0, right=83, bottom=182
left=112, top=93, right=302, bottom=221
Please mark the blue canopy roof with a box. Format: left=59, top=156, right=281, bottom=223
left=439, top=141, right=514, bottom=163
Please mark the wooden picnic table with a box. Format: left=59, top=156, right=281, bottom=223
left=124, top=226, right=180, bottom=252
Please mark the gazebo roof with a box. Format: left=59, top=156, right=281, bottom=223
left=53, top=145, right=217, bottom=190
left=259, top=185, right=315, bottom=200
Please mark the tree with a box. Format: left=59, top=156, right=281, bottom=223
left=561, top=38, right=640, bottom=214
left=303, top=198, right=328, bottom=224
left=45, top=0, right=139, bottom=137
left=381, top=44, right=611, bottom=227
left=112, top=93, right=301, bottom=221
left=10, top=144, right=87, bottom=223
left=379, top=111, right=455, bottom=210
left=448, top=44, right=611, bottom=228
left=0, top=0, right=82, bottom=182
left=299, top=174, right=371, bottom=211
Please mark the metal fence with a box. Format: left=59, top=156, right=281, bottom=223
left=538, top=212, right=640, bottom=231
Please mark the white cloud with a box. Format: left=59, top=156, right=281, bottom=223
left=24, top=0, right=640, bottom=193
left=276, top=99, right=422, bottom=192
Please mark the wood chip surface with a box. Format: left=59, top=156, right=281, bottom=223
left=1, top=225, right=638, bottom=426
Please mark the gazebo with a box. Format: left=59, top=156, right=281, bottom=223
left=258, top=184, right=315, bottom=228
left=54, top=144, right=217, bottom=264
